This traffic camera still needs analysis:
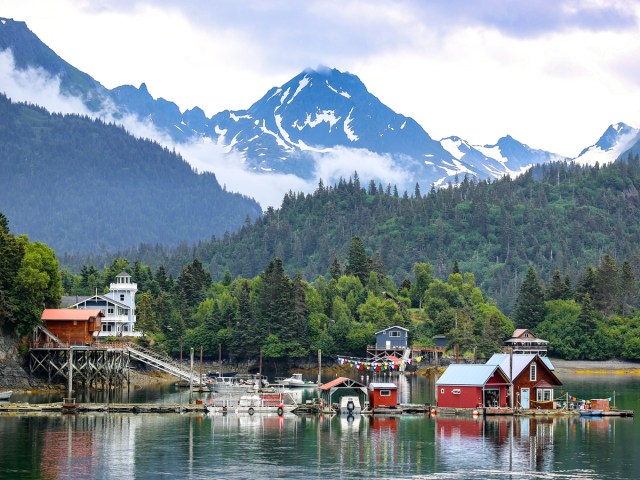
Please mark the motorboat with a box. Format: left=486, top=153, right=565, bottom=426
left=207, top=391, right=298, bottom=415
left=0, top=391, right=12, bottom=401
left=274, top=373, right=317, bottom=388
left=206, top=374, right=268, bottom=393
left=339, top=396, right=362, bottom=415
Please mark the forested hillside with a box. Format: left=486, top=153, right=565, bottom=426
left=0, top=94, right=261, bottom=253
left=63, top=155, right=640, bottom=312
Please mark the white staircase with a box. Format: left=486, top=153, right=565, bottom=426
left=125, top=343, right=204, bottom=385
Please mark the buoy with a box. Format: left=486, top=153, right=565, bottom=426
left=277, top=403, right=284, bottom=416
left=430, top=408, right=436, bottom=415
left=473, top=409, right=479, bottom=416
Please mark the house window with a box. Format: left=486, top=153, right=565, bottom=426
left=380, top=390, right=391, bottom=397
left=389, top=331, right=400, bottom=337
left=120, top=294, right=125, bottom=302
left=440, top=388, right=445, bottom=394
left=102, top=324, right=112, bottom=332
left=108, top=308, right=114, bottom=314
left=530, top=363, right=537, bottom=381
left=536, top=389, right=553, bottom=402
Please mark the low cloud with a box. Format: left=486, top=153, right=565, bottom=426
left=0, top=50, right=421, bottom=211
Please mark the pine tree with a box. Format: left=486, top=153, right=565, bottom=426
left=329, top=256, right=342, bottom=281
left=512, top=267, right=546, bottom=330
left=345, top=236, right=370, bottom=285
left=594, top=254, right=618, bottom=315
left=619, top=261, right=639, bottom=317
left=546, top=269, right=571, bottom=300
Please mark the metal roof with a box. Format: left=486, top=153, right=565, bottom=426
left=374, top=325, right=409, bottom=335
left=42, top=309, right=103, bottom=321
left=318, top=376, right=366, bottom=391
left=435, top=364, right=509, bottom=386
left=369, top=383, right=397, bottom=390
left=486, top=353, right=555, bottom=379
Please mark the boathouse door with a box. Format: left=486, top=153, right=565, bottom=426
left=521, top=388, right=530, bottom=408
left=386, top=341, right=391, bottom=348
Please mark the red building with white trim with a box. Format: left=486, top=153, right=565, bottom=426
left=435, top=364, right=511, bottom=408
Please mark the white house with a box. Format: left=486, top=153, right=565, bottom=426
left=62, top=271, right=140, bottom=338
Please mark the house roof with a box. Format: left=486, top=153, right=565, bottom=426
left=436, top=364, right=510, bottom=386
left=512, top=328, right=531, bottom=338
left=486, top=354, right=561, bottom=386
left=60, top=296, right=91, bottom=308
left=67, top=294, right=129, bottom=309
left=369, top=382, right=397, bottom=390
left=318, top=377, right=366, bottom=391
left=486, top=353, right=555, bottom=377
left=42, top=309, right=103, bottom=321
left=375, top=325, right=409, bottom=335
left=116, top=271, right=130, bottom=277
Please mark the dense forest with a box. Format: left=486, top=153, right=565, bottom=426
left=0, top=94, right=261, bottom=253
left=62, top=155, right=640, bottom=313
left=55, top=235, right=640, bottom=362
left=0, top=213, right=62, bottom=336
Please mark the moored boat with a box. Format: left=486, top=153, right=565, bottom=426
left=273, top=373, right=317, bottom=388
left=579, top=409, right=604, bottom=416
left=0, top=391, right=12, bottom=401
left=207, top=391, right=297, bottom=415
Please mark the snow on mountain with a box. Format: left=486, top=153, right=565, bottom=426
left=1, top=17, right=618, bottom=194
left=573, top=123, right=640, bottom=166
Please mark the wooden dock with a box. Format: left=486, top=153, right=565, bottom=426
left=0, top=402, right=208, bottom=414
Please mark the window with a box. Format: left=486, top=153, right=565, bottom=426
left=120, top=294, right=125, bottom=302
left=380, top=390, right=391, bottom=397
left=530, top=363, right=537, bottom=381
left=108, top=308, right=114, bottom=314
left=451, top=389, right=461, bottom=395
left=389, top=331, right=400, bottom=337
left=536, top=389, right=553, bottom=402
left=440, top=388, right=445, bottom=394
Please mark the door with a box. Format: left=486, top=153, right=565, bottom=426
left=386, top=340, right=391, bottom=349
left=521, top=388, right=530, bottom=409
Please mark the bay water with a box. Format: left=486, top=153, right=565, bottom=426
left=1, top=372, right=638, bottom=479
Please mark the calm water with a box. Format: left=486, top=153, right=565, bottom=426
left=1, top=373, right=639, bottom=479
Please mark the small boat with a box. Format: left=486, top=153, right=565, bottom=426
left=274, top=373, right=317, bottom=388
left=207, top=391, right=298, bottom=415
left=0, top=391, right=12, bottom=401
left=339, top=396, right=362, bottom=415
left=207, top=374, right=268, bottom=393
left=579, top=409, right=604, bottom=417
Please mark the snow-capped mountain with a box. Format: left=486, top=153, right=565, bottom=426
left=573, top=123, right=640, bottom=167
left=1, top=16, right=636, bottom=195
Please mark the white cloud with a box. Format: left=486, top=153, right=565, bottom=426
left=0, top=50, right=90, bottom=115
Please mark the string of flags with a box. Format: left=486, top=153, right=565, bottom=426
left=337, top=355, right=424, bottom=372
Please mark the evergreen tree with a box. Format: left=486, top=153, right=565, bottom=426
left=619, top=261, right=639, bottom=317
left=576, top=265, right=597, bottom=302
left=546, top=269, right=570, bottom=300
left=512, top=267, right=546, bottom=330
left=329, top=256, right=342, bottom=281
left=345, top=236, right=370, bottom=285
left=594, top=254, right=618, bottom=315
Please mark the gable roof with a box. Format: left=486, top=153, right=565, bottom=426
left=369, top=382, right=397, bottom=390
left=318, top=376, right=366, bottom=391
left=375, top=325, right=409, bottom=335
left=67, top=294, right=129, bottom=309
left=42, top=309, right=103, bottom=321
left=436, top=364, right=510, bottom=386
left=486, top=354, right=561, bottom=385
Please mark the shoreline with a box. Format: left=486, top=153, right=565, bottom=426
left=550, top=358, right=640, bottom=375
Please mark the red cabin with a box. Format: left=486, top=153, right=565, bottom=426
left=368, top=382, right=398, bottom=408
left=40, top=309, right=103, bottom=345
left=436, top=364, right=511, bottom=409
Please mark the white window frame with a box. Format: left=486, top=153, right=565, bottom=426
left=379, top=390, right=391, bottom=397
left=536, top=388, right=553, bottom=402
left=389, top=330, right=400, bottom=337
left=530, top=363, right=537, bottom=381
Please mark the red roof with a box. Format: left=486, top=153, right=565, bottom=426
left=41, top=309, right=103, bottom=321
left=318, top=376, right=366, bottom=391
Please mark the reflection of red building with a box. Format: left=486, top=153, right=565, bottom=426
left=436, top=417, right=484, bottom=438
left=369, top=382, right=398, bottom=408
left=436, top=364, right=511, bottom=408
left=370, top=416, right=399, bottom=433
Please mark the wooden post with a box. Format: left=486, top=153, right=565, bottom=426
left=317, top=349, right=322, bottom=394
left=180, top=336, right=183, bottom=372
left=67, top=347, right=73, bottom=399
left=455, top=343, right=459, bottom=364
left=258, top=350, right=263, bottom=389
left=199, top=345, right=203, bottom=391
left=218, top=343, right=222, bottom=377
left=189, top=347, right=194, bottom=404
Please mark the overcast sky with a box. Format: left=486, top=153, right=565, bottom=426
left=3, top=0, right=640, bottom=190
